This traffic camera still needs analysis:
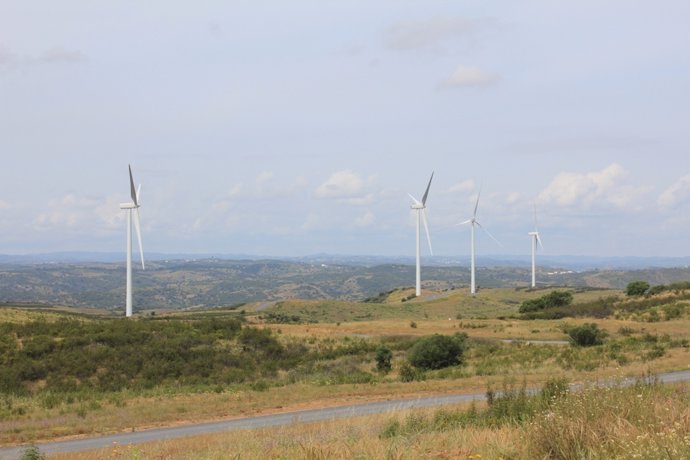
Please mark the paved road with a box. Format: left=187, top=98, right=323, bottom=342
left=501, top=339, right=570, bottom=345
left=2, top=369, right=690, bottom=459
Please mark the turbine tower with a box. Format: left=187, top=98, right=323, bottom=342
left=119, top=165, right=145, bottom=317
left=528, top=204, right=544, bottom=288
left=461, top=188, right=500, bottom=295
left=408, top=172, right=434, bottom=297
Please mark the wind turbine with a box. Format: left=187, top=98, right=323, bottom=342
left=409, top=172, right=434, bottom=297
left=528, top=204, right=544, bottom=288
left=461, top=188, right=501, bottom=295
left=119, top=165, right=145, bottom=317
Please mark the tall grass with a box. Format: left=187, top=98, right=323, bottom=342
left=53, top=379, right=690, bottom=459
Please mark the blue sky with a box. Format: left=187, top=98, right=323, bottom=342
left=1, top=1, right=689, bottom=258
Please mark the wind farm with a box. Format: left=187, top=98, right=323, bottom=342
left=2, top=1, right=690, bottom=459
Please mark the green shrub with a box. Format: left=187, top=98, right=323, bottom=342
left=398, top=363, right=419, bottom=382
left=568, top=323, right=607, bottom=347
left=519, top=290, right=573, bottom=313
left=21, top=445, right=45, bottom=460
left=626, top=280, right=650, bottom=297
left=407, top=333, right=467, bottom=370
left=375, top=346, right=392, bottom=373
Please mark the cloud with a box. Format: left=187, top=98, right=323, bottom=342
left=385, top=17, right=489, bottom=51
left=39, top=47, right=87, bottom=64
left=538, top=163, right=647, bottom=210
left=34, top=194, right=119, bottom=231
left=448, top=179, right=476, bottom=193
left=256, top=171, right=274, bottom=185
left=506, top=192, right=521, bottom=205
left=355, top=211, right=375, bottom=228
left=658, top=174, right=690, bottom=208
left=315, top=170, right=364, bottom=199
left=0, top=45, right=86, bottom=74
left=438, top=65, right=499, bottom=89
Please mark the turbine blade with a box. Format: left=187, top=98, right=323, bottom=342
left=458, top=219, right=472, bottom=226
left=134, top=208, right=145, bottom=270
left=422, top=208, right=433, bottom=255
left=473, top=187, right=482, bottom=218
left=536, top=233, right=544, bottom=250
left=136, top=184, right=142, bottom=204
left=421, top=172, right=434, bottom=206
left=476, top=221, right=503, bottom=247
left=408, top=193, right=422, bottom=206
left=129, top=165, right=138, bottom=206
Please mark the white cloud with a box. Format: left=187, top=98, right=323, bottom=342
left=256, top=171, right=274, bottom=185
left=355, top=211, right=375, bottom=228
left=506, top=192, right=521, bottom=205
left=386, top=17, right=489, bottom=50
left=315, top=170, right=364, bottom=199
left=448, top=179, right=476, bottom=193
left=538, top=163, right=647, bottom=210
left=39, top=46, right=87, bottom=64
left=658, top=174, right=690, bottom=208
left=438, top=65, right=499, bottom=89
left=0, top=45, right=86, bottom=74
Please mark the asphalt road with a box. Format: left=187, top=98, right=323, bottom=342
left=2, top=369, right=690, bottom=459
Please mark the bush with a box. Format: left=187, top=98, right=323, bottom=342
left=626, top=280, right=650, bottom=297
left=21, top=445, right=45, bottom=460
left=407, top=333, right=467, bottom=370
left=568, top=323, right=607, bottom=347
left=375, top=346, right=392, bottom=373
left=519, top=290, right=573, bottom=313
left=398, top=362, right=420, bottom=382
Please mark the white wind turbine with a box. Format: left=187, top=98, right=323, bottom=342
left=119, top=165, right=145, bottom=318
left=528, top=204, right=544, bottom=288
left=409, top=172, right=434, bottom=297
left=461, top=188, right=501, bottom=295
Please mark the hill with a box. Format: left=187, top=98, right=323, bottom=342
left=1, top=258, right=689, bottom=311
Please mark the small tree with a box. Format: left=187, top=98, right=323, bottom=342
left=568, top=323, right=607, bottom=347
left=408, top=333, right=467, bottom=370
left=626, top=280, right=650, bottom=297
left=375, top=346, right=393, bottom=373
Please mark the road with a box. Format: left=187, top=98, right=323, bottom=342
left=1, top=369, right=690, bottom=459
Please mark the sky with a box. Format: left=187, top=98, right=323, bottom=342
left=1, top=1, right=689, bottom=259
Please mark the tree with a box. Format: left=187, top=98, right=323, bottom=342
left=626, top=281, right=650, bottom=297
left=407, top=333, right=467, bottom=370
left=375, top=346, right=392, bottom=373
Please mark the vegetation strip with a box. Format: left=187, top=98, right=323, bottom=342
left=2, top=369, right=690, bottom=459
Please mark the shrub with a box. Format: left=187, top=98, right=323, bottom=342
left=519, top=290, right=573, bottom=313
left=407, top=333, right=467, bottom=370
left=21, top=445, right=45, bottom=460
left=568, top=323, right=607, bottom=347
left=398, top=363, right=419, bottom=382
left=626, top=280, right=650, bottom=297
left=375, top=346, right=392, bottom=373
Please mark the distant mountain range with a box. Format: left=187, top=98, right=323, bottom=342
left=1, top=255, right=689, bottom=311
left=1, top=252, right=690, bottom=271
